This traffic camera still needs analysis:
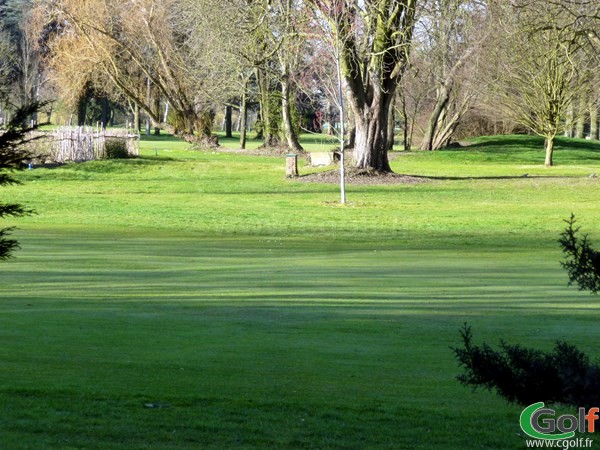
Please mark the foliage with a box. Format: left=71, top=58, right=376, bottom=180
left=559, top=214, right=600, bottom=294
left=453, top=324, right=600, bottom=408
left=104, top=139, right=129, bottom=160
left=0, top=102, right=39, bottom=259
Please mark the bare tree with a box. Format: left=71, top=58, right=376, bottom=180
left=179, top=0, right=254, bottom=147
left=485, top=1, right=590, bottom=166
left=297, top=28, right=342, bottom=136
left=185, top=0, right=294, bottom=148
left=546, top=0, right=600, bottom=49
left=276, top=0, right=307, bottom=153
left=35, top=0, right=220, bottom=140
left=309, top=1, right=418, bottom=172
left=0, top=1, right=48, bottom=124
left=417, top=0, right=489, bottom=151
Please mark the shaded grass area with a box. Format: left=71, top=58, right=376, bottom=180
left=1, top=134, right=600, bottom=448
left=2, top=230, right=593, bottom=449
left=394, top=135, right=600, bottom=178
left=461, top=135, right=600, bottom=165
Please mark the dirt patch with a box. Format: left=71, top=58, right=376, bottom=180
left=214, top=146, right=426, bottom=185
left=296, top=168, right=428, bottom=186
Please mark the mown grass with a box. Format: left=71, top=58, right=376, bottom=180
left=1, top=134, right=600, bottom=448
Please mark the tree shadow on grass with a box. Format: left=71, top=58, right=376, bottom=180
left=435, top=135, right=600, bottom=165
left=79, top=157, right=180, bottom=174
left=464, top=135, right=545, bottom=151
left=135, top=155, right=177, bottom=163
left=31, top=156, right=179, bottom=178
left=466, top=135, right=600, bottom=153
left=140, top=134, right=183, bottom=143
left=405, top=174, right=585, bottom=181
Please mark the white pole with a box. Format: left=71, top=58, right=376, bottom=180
left=335, top=33, right=346, bottom=205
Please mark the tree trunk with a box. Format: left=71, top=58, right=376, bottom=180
left=146, top=78, right=152, bottom=136
left=224, top=105, right=233, bottom=138
left=386, top=96, right=396, bottom=152
left=431, top=95, right=471, bottom=150
left=564, top=103, right=574, bottom=137
left=281, top=75, right=303, bottom=153
left=352, top=92, right=393, bottom=172
left=345, top=127, right=355, bottom=150
left=432, top=113, right=459, bottom=149
left=32, top=74, right=39, bottom=125
left=420, top=85, right=450, bottom=151
left=240, top=75, right=251, bottom=150
left=399, top=91, right=411, bottom=152
left=326, top=100, right=334, bottom=135
left=134, top=103, right=140, bottom=132
left=257, top=68, right=277, bottom=147
left=235, top=108, right=242, bottom=132
left=545, top=136, right=555, bottom=167
left=199, top=110, right=214, bottom=137
left=101, top=97, right=110, bottom=130
left=590, top=102, right=598, bottom=140
left=240, top=84, right=248, bottom=149
left=153, top=95, right=161, bottom=135
left=417, top=39, right=481, bottom=151
left=77, top=94, right=88, bottom=127
left=575, top=95, right=586, bottom=139
left=45, top=105, right=52, bottom=124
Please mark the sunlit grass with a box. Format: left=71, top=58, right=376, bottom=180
left=1, top=134, right=599, bottom=448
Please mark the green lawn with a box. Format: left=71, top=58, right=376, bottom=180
left=1, top=134, right=600, bottom=448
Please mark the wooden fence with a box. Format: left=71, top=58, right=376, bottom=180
left=29, top=127, right=140, bottom=163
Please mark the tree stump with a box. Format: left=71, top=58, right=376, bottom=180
left=286, top=154, right=298, bottom=178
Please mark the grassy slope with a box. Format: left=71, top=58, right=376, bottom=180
left=0, top=134, right=599, bottom=448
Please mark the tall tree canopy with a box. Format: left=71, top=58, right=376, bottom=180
left=9, top=0, right=598, bottom=160
left=35, top=0, right=222, bottom=138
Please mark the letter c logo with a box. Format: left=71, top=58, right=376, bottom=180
left=520, top=402, right=576, bottom=440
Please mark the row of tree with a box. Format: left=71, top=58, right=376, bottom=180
left=0, top=0, right=599, bottom=171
